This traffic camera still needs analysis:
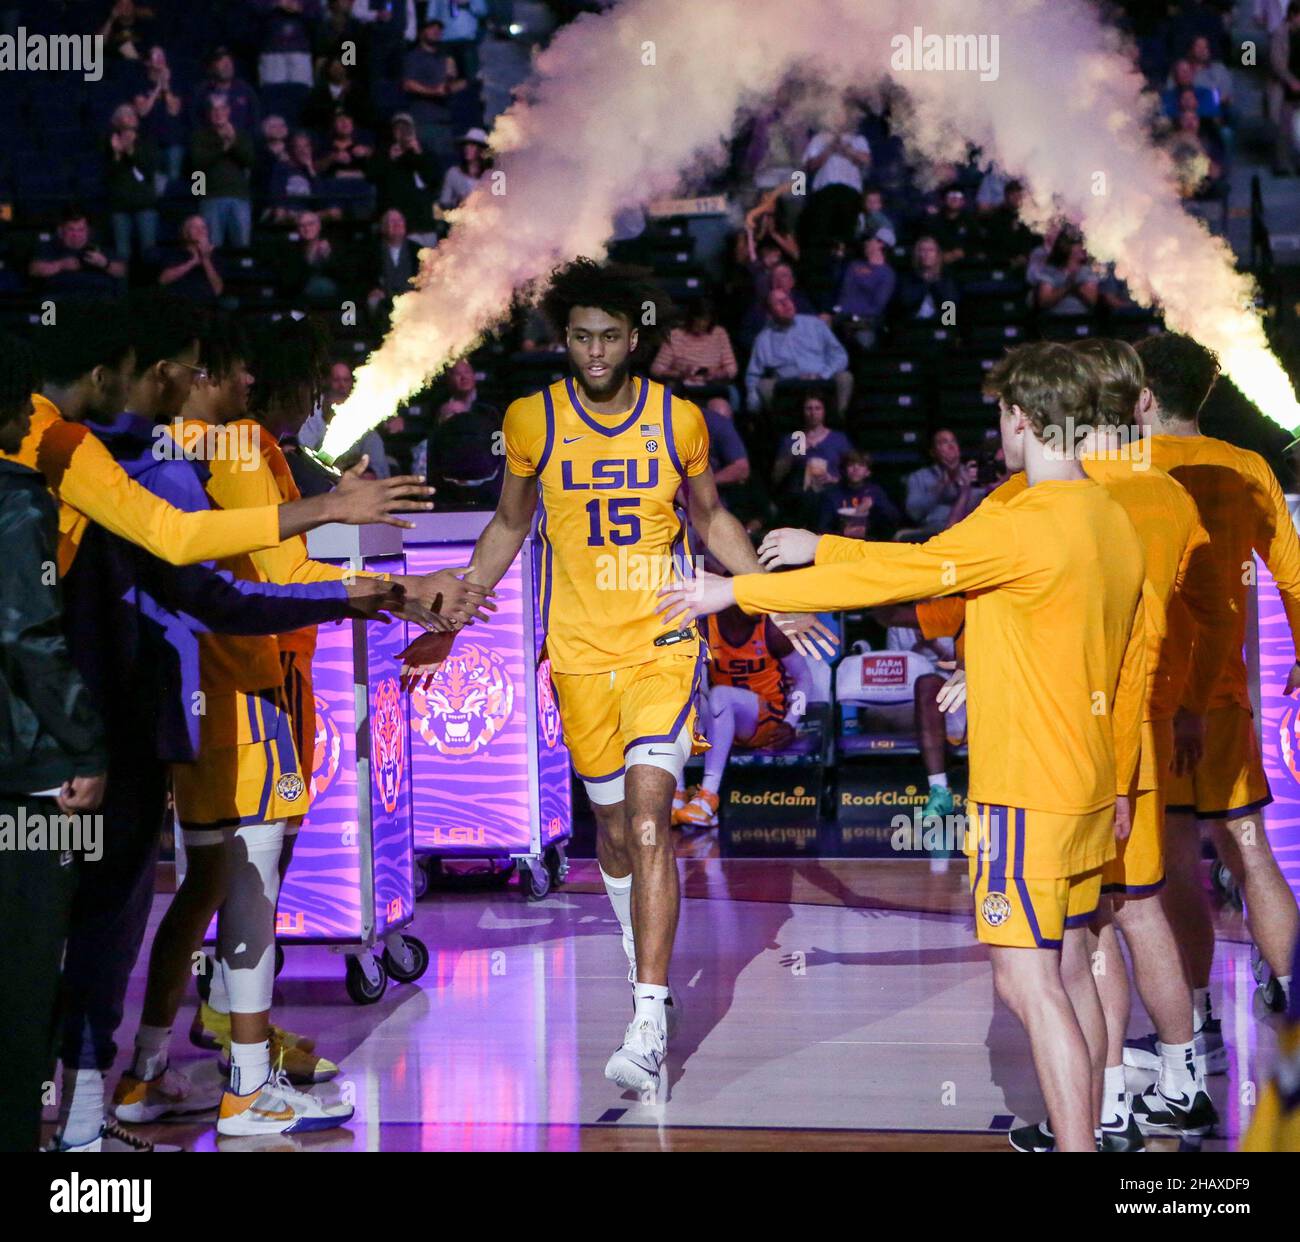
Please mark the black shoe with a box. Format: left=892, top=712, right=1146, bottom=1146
left=1009, top=1121, right=1054, bottom=1152
left=1099, top=1112, right=1146, bottom=1152
left=1131, top=1082, right=1219, bottom=1137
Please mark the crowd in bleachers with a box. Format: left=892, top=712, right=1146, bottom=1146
left=0, top=0, right=1250, bottom=538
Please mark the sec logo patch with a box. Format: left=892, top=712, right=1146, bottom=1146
left=645, top=439, right=658, bottom=453
left=981, top=892, right=1012, bottom=927
left=276, top=773, right=305, bottom=802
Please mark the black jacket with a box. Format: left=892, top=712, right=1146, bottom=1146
left=0, top=460, right=105, bottom=793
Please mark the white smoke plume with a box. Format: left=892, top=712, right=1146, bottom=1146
left=322, top=0, right=1296, bottom=460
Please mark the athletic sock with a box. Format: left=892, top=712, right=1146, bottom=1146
left=600, top=868, right=635, bottom=971
left=1101, top=1064, right=1129, bottom=1128
left=1279, top=975, right=1292, bottom=1009
left=633, top=982, right=669, bottom=1032
left=228, top=1039, right=271, bottom=1097
left=131, top=1025, right=172, bottom=1081
left=927, top=772, right=949, bottom=788
left=58, top=1066, right=105, bottom=1148
left=207, top=956, right=231, bottom=1016
left=1193, top=986, right=1212, bottom=1030
left=700, top=772, right=722, bottom=796
left=1157, top=1038, right=1198, bottom=1097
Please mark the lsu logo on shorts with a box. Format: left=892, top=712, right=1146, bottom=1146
left=980, top=891, right=1012, bottom=927
left=276, top=773, right=305, bottom=803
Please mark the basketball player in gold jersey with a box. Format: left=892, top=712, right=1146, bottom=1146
left=405, top=260, right=834, bottom=1099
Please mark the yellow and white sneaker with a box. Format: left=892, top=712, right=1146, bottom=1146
left=113, top=1066, right=222, bottom=1123
left=219, top=1034, right=339, bottom=1084
left=671, top=787, right=690, bottom=818
left=216, top=1071, right=354, bottom=1137
left=675, top=788, right=719, bottom=829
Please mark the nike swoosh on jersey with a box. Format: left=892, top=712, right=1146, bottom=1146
left=562, top=435, right=584, bottom=444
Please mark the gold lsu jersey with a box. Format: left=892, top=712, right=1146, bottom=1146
left=504, top=376, right=710, bottom=675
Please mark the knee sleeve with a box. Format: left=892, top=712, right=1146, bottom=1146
left=217, top=821, right=285, bottom=1015
left=625, top=721, right=693, bottom=786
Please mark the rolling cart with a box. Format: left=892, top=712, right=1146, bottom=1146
left=401, top=512, right=573, bottom=901
left=176, top=524, right=429, bottom=1005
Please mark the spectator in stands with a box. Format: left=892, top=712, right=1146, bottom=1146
left=772, top=393, right=854, bottom=523
left=267, top=130, right=342, bottom=223
left=297, top=360, right=391, bottom=479
left=740, top=260, right=817, bottom=344
left=317, top=112, right=373, bottom=177
left=1097, top=261, right=1140, bottom=314
left=818, top=449, right=900, bottom=541
left=285, top=211, right=341, bottom=303
left=425, top=0, right=490, bottom=81
left=370, top=112, right=442, bottom=240
left=303, top=55, right=373, bottom=130
left=893, top=236, right=959, bottom=322
left=29, top=208, right=126, bottom=298
left=650, top=298, right=740, bottom=405
left=157, top=214, right=225, bottom=304
left=519, top=305, right=563, bottom=352
left=192, top=96, right=255, bottom=249
left=255, top=0, right=321, bottom=88
left=1163, top=104, right=1227, bottom=200
left=746, top=289, right=852, bottom=416
left=834, top=235, right=895, bottom=350
left=1031, top=227, right=1099, bottom=316
left=255, top=114, right=292, bottom=194
left=105, top=103, right=159, bottom=264
left=902, top=427, right=985, bottom=538
left=133, top=46, right=186, bottom=186
left=368, top=208, right=423, bottom=316
left=800, top=125, right=872, bottom=246
left=193, top=47, right=261, bottom=135
left=1269, top=0, right=1300, bottom=176
left=413, top=357, right=503, bottom=508
left=854, top=186, right=897, bottom=247
left=928, top=185, right=975, bottom=267
left=1187, top=35, right=1235, bottom=122
left=979, top=178, right=1037, bottom=270
left=1162, top=58, right=1221, bottom=119
left=440, top=127, right=492, bottom=209
left=974, top=163, right=1011, bottom=214
left=315, top=0, right=367, bottom=74
left=402, top=17, right=467, bottom=161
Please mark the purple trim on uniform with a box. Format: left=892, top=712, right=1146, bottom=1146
left=1193, top=793, right=1273, bottom=822
left=970, top=806, right=986, bottom=898
left=538, top=495, right=553, bottom=632
left=662, top=384, right=684, bottom=478
left=1101, top=877, right=1166, bottom=898
left=987, top=804, right=1007, bottom=894
left=268, top=696, right=296, bottom=777
left=245, top=695, right=259, bottom=741
left=1063, top=908, right=1096, bottom=929
left=576, top=765, right=625, bottom=785
left=623, top=642, right=705, bottom=752
left=255, top=736, right=274, bottom=822
left=1011, top=809, right=1057, bottom=949
left=536, top=385, right=557, bottom=475
left=565, top=375, right=648, bottom=438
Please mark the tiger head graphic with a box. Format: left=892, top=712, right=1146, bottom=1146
left=370, top=676, right=406, bottom=814
left=412, top=642, right=515, bottom=757
left=537, top=659, right=561, bottom=749
left=310, top=693, right=342, bottom=799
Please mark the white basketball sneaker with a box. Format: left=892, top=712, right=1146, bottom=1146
left=605, top=1014, right=668, bottom=1102
left=217, top=1070, right=354, bottom=1137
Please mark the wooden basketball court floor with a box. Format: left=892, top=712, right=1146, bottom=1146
left=81, top=855, right=1275, bottom=1152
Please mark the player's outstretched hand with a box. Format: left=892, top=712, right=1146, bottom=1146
left=399, top=629, right=456, bottom=692
left=420, top=566, right=497, bottom=628
left=1171, top=706, right=1204, bottom=776
left=771, top=613, right=838, bottom=660
left=344, top=577, right=405, bottom=623
left=657, top=570, right=735, bottom=626
left=935, top=668, right=966, bottom=713
left=758, top=527, right=820, bottom=569
left=332, top=456, right=435, bottom=529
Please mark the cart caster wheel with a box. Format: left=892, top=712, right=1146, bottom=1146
left=521, top=860, right=552, bottom=902
left=274, top=943, right=286, bottom=977
left=344, top=954, right=387, bottom=1005
left=413, top=859, right=430, bottom=900
left=1210, top=860, right=1240, bottom=909
left=544, top=843, right=569, bottom=888
left=383, top=934, right=429, bottom=984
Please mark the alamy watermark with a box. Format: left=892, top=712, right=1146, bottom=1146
left=153, top=418, right=261, bottom=472
left=0, top=29, right=103, bottom=82
left=0, top=806, right=102, bottom=862
left=890, top=26, right=1000, bottom=82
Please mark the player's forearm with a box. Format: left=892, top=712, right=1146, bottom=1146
left=276, top=492, right=349, bottom=540
left=693, top=504, right=761, bottom=575
left=466, top=511, right=530, bottom=590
